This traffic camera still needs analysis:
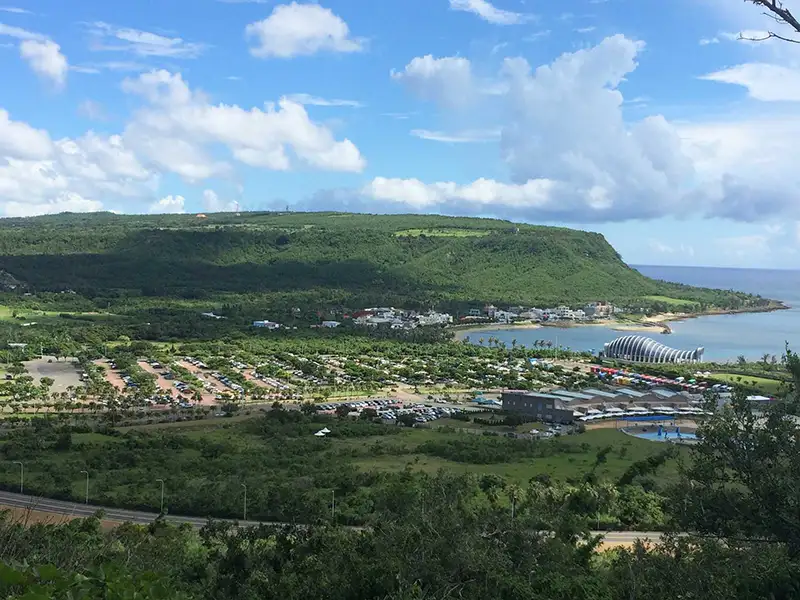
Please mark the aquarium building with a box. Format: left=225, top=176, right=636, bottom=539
left=602, top=335, right=704, bottom=364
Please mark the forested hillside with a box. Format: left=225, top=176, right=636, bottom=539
left=0, top=211, right=765, bottom=309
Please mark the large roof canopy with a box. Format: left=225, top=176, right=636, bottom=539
left=603, top=335, right=704, bottom=363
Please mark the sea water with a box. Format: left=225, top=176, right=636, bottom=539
left=466, top=266, right=800, bottom=362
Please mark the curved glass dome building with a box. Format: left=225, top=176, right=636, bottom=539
left=602, top=335, right=704, bottom=363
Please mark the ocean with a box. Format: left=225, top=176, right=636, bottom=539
left=467, top=265, right=800, bottom=363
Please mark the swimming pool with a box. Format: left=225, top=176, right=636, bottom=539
left=631, top=431, right=699, bottom=442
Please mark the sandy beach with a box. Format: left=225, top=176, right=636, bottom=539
left=453, top=321, right=542, bottom=338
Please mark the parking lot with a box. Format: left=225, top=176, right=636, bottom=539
left=23, top=357, right=84, bottom=394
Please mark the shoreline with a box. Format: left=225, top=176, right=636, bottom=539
left=451, top=302, right=789, bottom=340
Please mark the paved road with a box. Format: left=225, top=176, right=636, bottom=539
left=0, top=490, right=665, bottom=545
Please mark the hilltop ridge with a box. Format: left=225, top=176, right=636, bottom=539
left=0, top=211, right=766, bottom=311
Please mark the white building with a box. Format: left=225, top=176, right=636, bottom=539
left=555, top=306, right=575, bottom=319
left=417, top=312, right=453, bottom=326
left=494, top=310, right=519, bottom=324
left=321, top=321, right=340, bottom=328
left=253, top=320, right=280, bottom=329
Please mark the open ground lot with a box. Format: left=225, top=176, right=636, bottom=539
left=712, top=373, right=785, bottom=395
left=138, top=361, right=177, bottom=399
left=23, top=357, right=83, bottom=393
left=94, top=359, right=127, bottom=390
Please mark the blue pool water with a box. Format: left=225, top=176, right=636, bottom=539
left=623, top=415, right=678, bottom=422
left=628, top=430, right=698, bottom=442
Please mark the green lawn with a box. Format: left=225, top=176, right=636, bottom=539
left=352, top=427, right=686, bottom=484
left=0, top=305, right=120, bottom=323
left=710, top=373, right=786, bottom=395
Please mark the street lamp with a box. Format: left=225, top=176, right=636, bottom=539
left=241, top=483, right=247, bottom=522
left=13, top=461, right=23, bottom=494
left=156, top=479, right=165, bottom=514
left=80, top=470, right=89, bottom=504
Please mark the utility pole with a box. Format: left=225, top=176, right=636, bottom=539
left=156, top=478, right=165, bottom=514
left=80, top=470, right=89, bottom=504
left=331, top=489, right=335, bottom=523
left=241, top=483, right=247, bottom=522
left=13, top=461, right=23, bottom=494
left=511, top=491, right=516, bottom=521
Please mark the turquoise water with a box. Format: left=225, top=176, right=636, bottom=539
left=630, top=431, right=698, bottom=442
left=468, top=266, right=800, bottom=362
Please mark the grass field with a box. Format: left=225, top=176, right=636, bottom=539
left=711, top=373, right=786, bottom=395
left=0, top=305, right=120, bottom=323
left=0, top=417, right=687, bottom=522
left=348, top=427, right=686, bottom=484
left=394, top=229, right=492, bottom=238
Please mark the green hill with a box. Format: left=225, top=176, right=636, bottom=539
left=0, top=211, right=767, bottom=310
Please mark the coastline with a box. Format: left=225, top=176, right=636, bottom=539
left=451, top=301, right=789, bottom=341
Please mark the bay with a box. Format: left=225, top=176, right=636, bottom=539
left=464, top=265, right=800, bottom=362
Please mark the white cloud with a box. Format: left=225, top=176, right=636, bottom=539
left=648, top=239, right=695, bottom=257
left=285, top=93, right=363, bottom=107
left=149, top=194, right=185, bottom=214
left=19, top=40, right=68, bottom=88
left=449, top=0, right=531, bottom=25
left=410, top=128, right=500, bottom=143
left=0, top=22, right=45, bottom=41
left=88, top=22, right=205, bottom=58
left=700, top=63, right=800, bottom=101
left=0, top=109, right=52, bottom=159
left=364, top=177, right=555, bottom=211
left=524, top=30, right=550, bottom=41
left=713, top=234, right=770, bottom=258
left=246, top=2, right=363, bottom=58
left=2, top=192, right=103, bottom=217
left=575, top=26, right=596, bottom=33
left=391, top=55, right=474, bottom=109
left=699, top=37, right=719, bottom=45
left=0, top=7, right=33, bottom=14
left=121, top=69, right=365, bottom=176
left=380, top=34, right=800, bottom=223
left=0, top=112, right=156, bottom=217
left=202, top=189, right=238, bottom=212
left=77, top=100, right=106, bottom=120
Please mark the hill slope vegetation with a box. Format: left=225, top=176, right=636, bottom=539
left=0, top=212, right=765, bottom=310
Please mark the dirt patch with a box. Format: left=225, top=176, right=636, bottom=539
left=94, top=360, right=126, bottom=391
left=0, top=505, right=120, bottom=530
left=23, top=357, right=84, bottom=394
left=138, top=361, right=178, bottom=399
left=177, top=361, right=224, bottom=405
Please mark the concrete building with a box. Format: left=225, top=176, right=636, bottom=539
left=501, top=391, right=575, bottom=424
left=253, top=320, right=280, bottom=329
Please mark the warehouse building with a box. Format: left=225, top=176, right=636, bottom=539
left=501, top=391, right=576, bottom=424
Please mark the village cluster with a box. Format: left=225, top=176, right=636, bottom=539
left=239, top=301, right=622, bottom=330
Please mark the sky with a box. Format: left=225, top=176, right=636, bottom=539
left=1, top=0, right=800, bottom=268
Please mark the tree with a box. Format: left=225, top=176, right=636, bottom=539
left=300, top=402, right=318, bottom=415
left=744, top=0, right=800, bottom=43
left=674, top=348, right=800, bottom=556
left=335, top=404, right=351, bottom=419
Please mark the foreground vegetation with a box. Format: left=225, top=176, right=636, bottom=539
left=1, top=368, right=799, bottom=599
left=0, top=411, right=679, bottom=530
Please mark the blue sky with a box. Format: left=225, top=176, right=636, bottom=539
left=1, top=0, right=800, bottom=268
